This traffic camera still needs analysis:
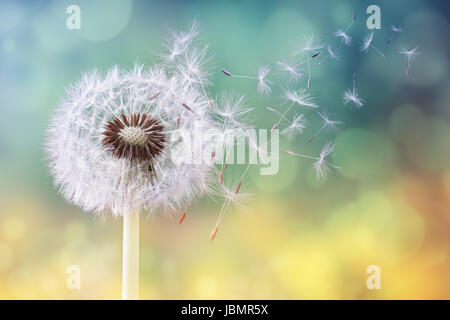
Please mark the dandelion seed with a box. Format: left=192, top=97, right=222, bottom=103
left=256, top=65, right=272, bottom=95
left=283, top=89, right=319, bottom=109
left=386, top=25, right=402, bottom=44
left=178, top=211, right=186, bottom=224
left=312, top=52, right=321, bottom=59
left=343, top=72, right=364, bottom=109
left=271, top=89, right=317, bottom=133
left=307, top=111, right=342, bottom=142
left=276, top=60, right=304, bottom=81
left=210, top=225, right=219, bottom=241
left=318, top=45, right=340, bottom=65
left=335, top=29, right=352, bottom=46
left=210, top=183, right=252, bottom=241
left=282, top=114, right=307, bottom=140
left=400, top=45, right=420, bottom=75
left=222, top=68, right=232, bottom=76
left=221, top=65, right=272, bottom=96
left=361, top=32, right=386, bottom=58
left=285, top=142, right=340, bottom=179
left=293, top=34, right=323, bottom=88
left=346, top=12, right=357, bottom=32
left=216, top=93, right=253, bottom=128
left=161, top=20, right=200, bottom=63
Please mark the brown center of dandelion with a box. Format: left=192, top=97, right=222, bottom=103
left=102, top=113, right=165, bottom=162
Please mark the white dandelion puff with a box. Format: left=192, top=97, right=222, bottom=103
left=45, top=22, right=258, bottom=300
left=285, top=142, right=340, bottom=180
left=400, top=45, right=420, bottom=75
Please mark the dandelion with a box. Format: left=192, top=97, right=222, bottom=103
left=221, top=65, right=272, bottom=96
left=293, top=34, right=324, bottom=88
left=306, top=111, right=342, bottom=142
left=343, top=73, right=364, bottom=109
left=361, top=32, right=386, bottom=58
left=276, top=60, right=304, bottom=81
left=400, top=45, right=420, bottom=75
left=45, top=23, right=252, bottom=299
left=386, top=25, right=402, bottom=44
left=285, top=142, right=340, bottom=179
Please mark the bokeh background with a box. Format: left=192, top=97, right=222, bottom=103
left=1, top=0, right=450, bottom=299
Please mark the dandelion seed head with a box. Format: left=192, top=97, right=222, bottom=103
left=45, top=25, right=250, bottom=217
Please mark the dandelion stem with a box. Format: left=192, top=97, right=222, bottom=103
left=122, top=210, right=140, bottom=300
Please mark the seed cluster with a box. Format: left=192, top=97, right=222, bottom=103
left=102, top=113, right=165, bottom=162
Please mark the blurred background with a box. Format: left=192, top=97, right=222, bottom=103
left=1, top=0, right=450, bottom=299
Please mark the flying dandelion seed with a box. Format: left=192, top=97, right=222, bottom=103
left=334, top=13, right=356, bottom=46
left=400, top=45, right=420, bottom=75
left=361, top=32, right=386, bottom=58
left=318, top=44, right=340, bottom=65
left=276, top=60, right=304, bottom=81
left=221, top=65, right=272, bottom=96
left=281, top=114, right=307, bottom=140
left=285, top=142, right=340, bottom=180
left=335, top=30, right=352, bottom=46
left=306, top=111, right=342, bottom=143
left=293, top=34, right=324, bottom=88
left=386, top=25, right=402, bottom=44
left=270, top=89, right=318, bottom=133
left=161, top=19, right=200, bottom=63
left=343, top=72, right=364, bottom=109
